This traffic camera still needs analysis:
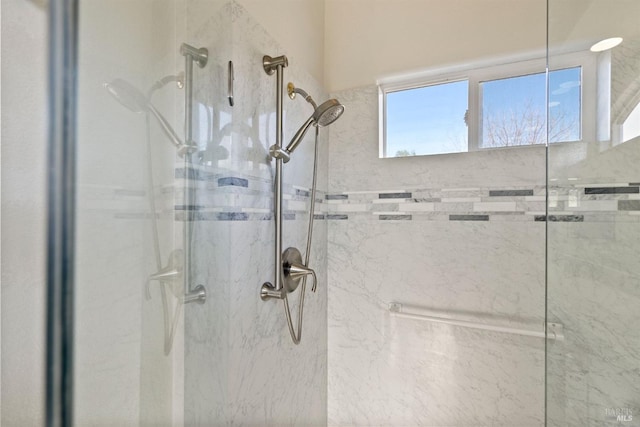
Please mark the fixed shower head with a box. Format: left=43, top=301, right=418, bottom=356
left=283, top=96, right=344, bottom=160
left=105, top=78, right=185, bottom=152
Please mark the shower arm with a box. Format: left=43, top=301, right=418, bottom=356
left=261, top=54, right=289, bottom=301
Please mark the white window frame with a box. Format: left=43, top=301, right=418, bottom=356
left=379, top=51, right=597, bottom=158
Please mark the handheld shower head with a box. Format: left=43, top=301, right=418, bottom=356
left=284, top=96, right=344, bottom=160
left=104, top=78, right=186, bottom=152
left=314, top=99, right=344, bottom=127
left=105, top=78, right=149, bottom=113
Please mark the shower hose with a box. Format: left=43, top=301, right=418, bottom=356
left=144, top=113, right=181, bottom=356
left=282, top=125, right=320, bottom=344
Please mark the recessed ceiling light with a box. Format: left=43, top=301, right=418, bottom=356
left=590, top=37, right=623, bottom=52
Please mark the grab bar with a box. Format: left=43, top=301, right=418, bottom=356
left=389, top=303, right=564, bottom=341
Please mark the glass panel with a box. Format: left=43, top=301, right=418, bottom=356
left=1, top=1, right=48, bottom=425
left=549, top=67, right=582, bottom=142
left=326, top=2, right=547, bottom=426
left=621, top=101, right=640, bottom=143
left=385, top=80, right=469, bottom=157
left=481, top=72, right=548, bottom=147
left=74, top=1, right=186, bottom=424
left=481, top=68, right=581, bottom=148
left=547, top=1, right=640, bottom=426
left=70, top=1, right=325, bottom=425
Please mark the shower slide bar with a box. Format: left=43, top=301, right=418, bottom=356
left=180, top=43, right=208, bottom=305
left=389, top=302, right=564, bottom=341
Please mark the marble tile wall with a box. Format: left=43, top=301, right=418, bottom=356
left=184, top=2, right=328, bottom=425
left=546, top=217, right=640, bottom=427
left=546, top=136, right=640, bottom=424
left=544, top=33, right=640, bottom=426
left=328, top=78, right=640, bottom=426
left=327, top=85, right=548, bottom=426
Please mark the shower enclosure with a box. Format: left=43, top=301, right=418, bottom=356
left=546, top=2, right=640, bottom=426
left=1, top=0, right=637, bottom=426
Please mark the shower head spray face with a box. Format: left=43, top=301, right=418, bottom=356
left=314, top=99, right=344, bottom=127
left=283, top=97, right=345, bottom=160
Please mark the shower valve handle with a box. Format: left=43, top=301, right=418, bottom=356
left=286, top=262, right=317, bottom=292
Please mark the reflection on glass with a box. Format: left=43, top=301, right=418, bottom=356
left=481, top=67, right=581, bottom=148
left=621, top=101, right=640, bottom=142
left=549, top=67, right=581, bottom=143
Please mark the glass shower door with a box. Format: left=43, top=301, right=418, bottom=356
left=547, top=1, right=640, bottom=425
left=74, top=1, right=187, bottom=425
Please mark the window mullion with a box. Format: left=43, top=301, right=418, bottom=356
left=468, top=75, right=480, bottom=151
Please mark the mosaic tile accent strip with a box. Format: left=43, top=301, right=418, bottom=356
left=327, top=214, right=348, bottom=220
left=379, top=192, right=412, bottom=199
left=326, top=194, right=348, bottom=200
left=379, top=214, right=412, bottom=220
left=175, top=204, right=205, bottom=211
left=217, top=212, right=249, bottom=221
left=218, top=177, right=249, bottom=187
left=167, top=166, right=640, bottom=223
left=534, top=215, right=584, bottom=222
left=618, top=200, right=640, bottom=211
left=585, top=186, right=639, bottom=195
left=325, top=183, right=640, bottom=223
left=175, top=167, right=217, bottom=181
left=449, top=214, right=490, bottom=221
left=170, top=165, right=328, bottom=222
left=489, top=189, right=534, bottom=197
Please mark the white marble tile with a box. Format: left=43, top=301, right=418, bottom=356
left=442, top=197, right=483, bottom=203
left=329, top=203, right=368, bottom=212
left=327, top=220, right=546, bottom=427
left=473, top=201, right=517, bottom=212
left=398, top=202, right=436, bottom=212
left=571, top=200, right=618, bottom=211
left=327, top=82, right=550, bottom=426
left=184, top=2, right=328, bottom=425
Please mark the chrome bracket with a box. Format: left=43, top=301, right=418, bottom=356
left=269, top=144, right=291, bottom=162
left=263, top=55, right=288, bottom=75
left=260, top=282, right=285, bottom=301
left=180, top=43, right=208, bottom=68
left=183, top=285, right=207, bottom=304
left=177, top=143, right=199, bottom=157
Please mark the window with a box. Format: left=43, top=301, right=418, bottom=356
left=386, top=80, right=468, bottom=157
left=380, top=53, right=595, bottom=158
left=620, top=101, right=640, bottom=142
left=480, top=67, right=582, bottom=148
